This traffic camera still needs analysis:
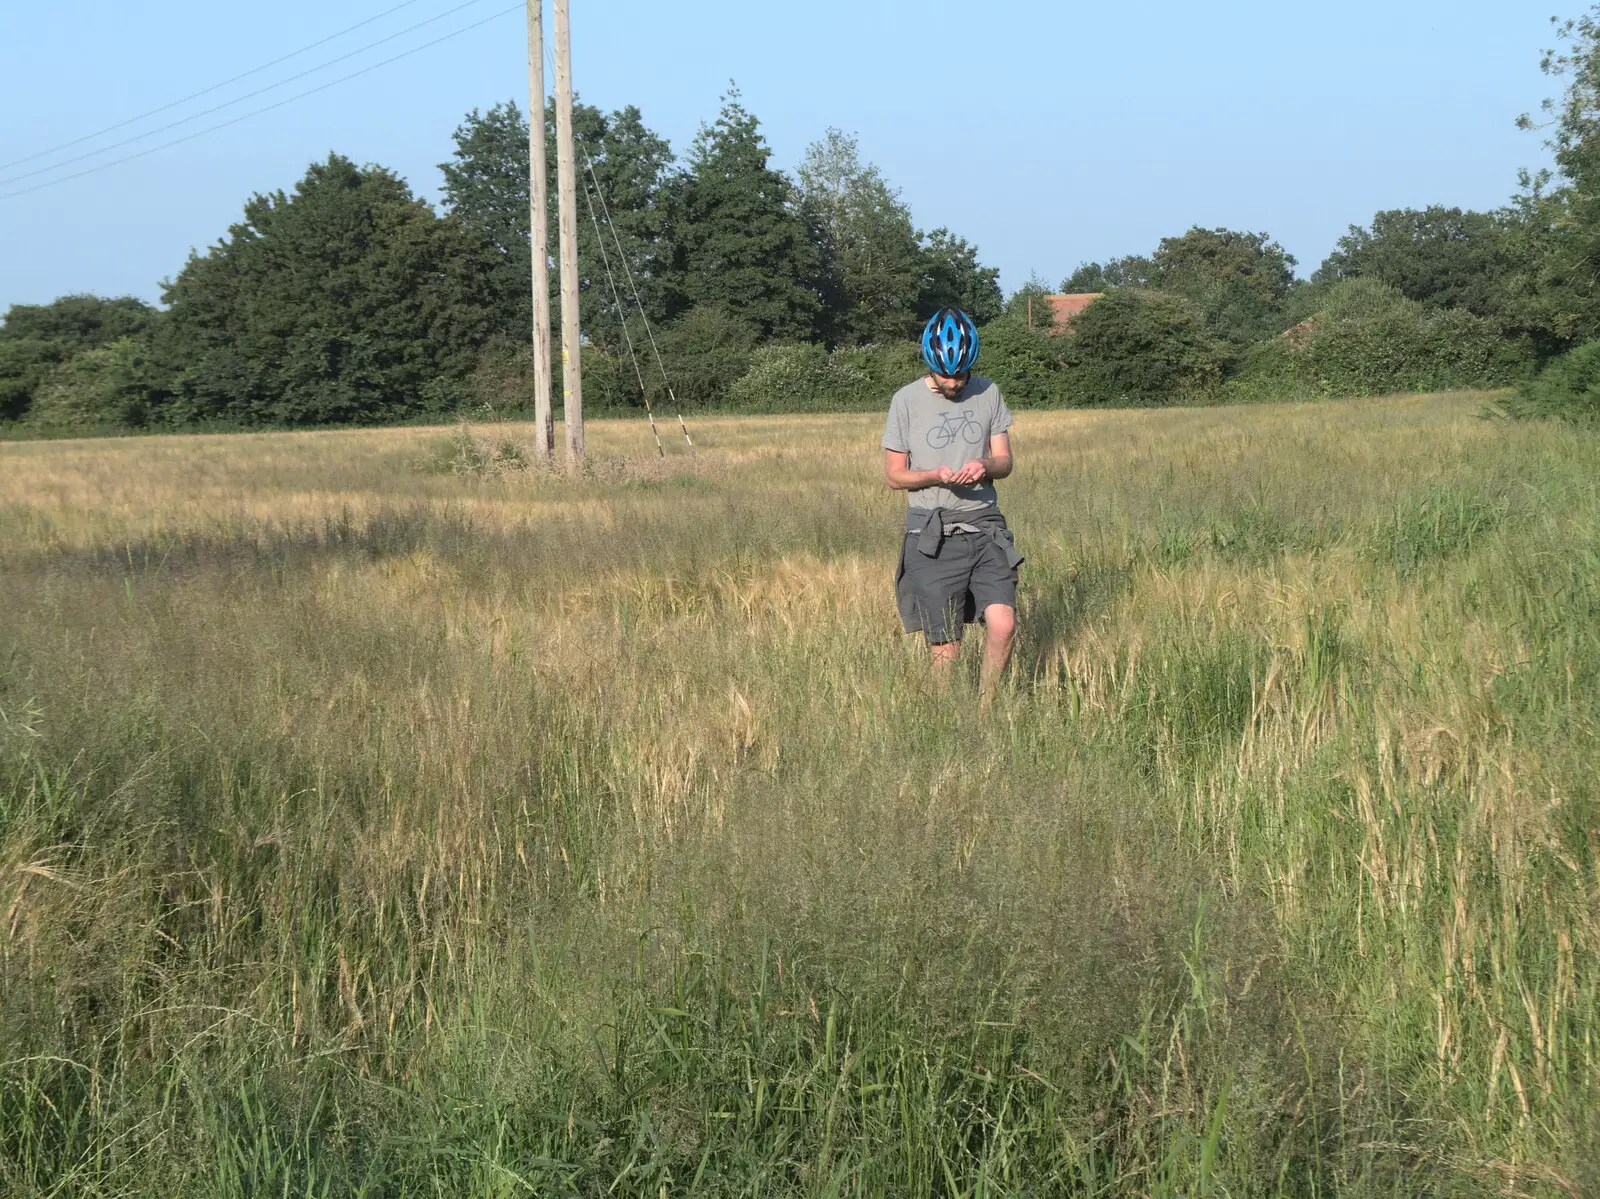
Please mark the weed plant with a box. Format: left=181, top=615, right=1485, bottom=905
left=1, top=393, right=1596, bottom=1196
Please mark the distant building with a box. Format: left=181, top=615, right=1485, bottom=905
left=1034, top=293, right=1102, bottom=333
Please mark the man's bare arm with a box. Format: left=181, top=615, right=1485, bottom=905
left=983, top=432, right=1013, bottom=480
left=885, top=449, right=956, bottom=491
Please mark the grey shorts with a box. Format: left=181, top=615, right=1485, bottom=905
left=895, top=525, right=1020, bottom=644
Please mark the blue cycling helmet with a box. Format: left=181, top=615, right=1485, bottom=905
left=921, top=307, right=980, bottom=377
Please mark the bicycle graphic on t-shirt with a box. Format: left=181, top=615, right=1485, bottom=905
left=926, top=410, right=986, bottom=449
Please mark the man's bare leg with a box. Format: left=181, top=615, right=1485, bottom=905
left=929, top=639, right=961, bottom=689
left=979, top=603, right=1016, bottom=706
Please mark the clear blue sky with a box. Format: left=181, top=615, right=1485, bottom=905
left=0, top=0, right=1561, bottom=311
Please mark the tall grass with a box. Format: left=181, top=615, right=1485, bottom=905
left=1, top=391, right=1596, bottom=1196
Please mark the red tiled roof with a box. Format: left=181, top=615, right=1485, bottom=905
left=1042, top=293, right=1101, bottom=333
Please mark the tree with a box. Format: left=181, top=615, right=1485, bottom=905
left=1061, top=256, right=1153, bottom=293
left=1516, top=7, right=1600, bottom=344
left=1151, top=228, right=1295, bottom=306
left=1494, top=174, right=1583, bottom=354
left=917, top=228, right=1003, bottom=325
left=662, top=89, right=821, bottom=339
left=440, top=98, right=675, bottom=351
left=156, top=154, right=495, bottom=427
left=1508, top=337, right=1600, bottom=423
left=0, top=294, right=156, bottom=348
left=798, top=129, right=922, bottom=344
left=1313, top=207, right=1510, bottom=315
left=568, top=103, right=675, bottom=345
left=1152, top=227, right=1296, bottom=344
left=1062, top=230, right=1294, bottom=344
left=1002, top=272, right=1059, bottom=326
left=439, top=102, right=535, bottom=342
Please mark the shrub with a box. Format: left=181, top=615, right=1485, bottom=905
left=711, top=340, right=921, bottom=413
left=0, top=339, right=61, bottom=422
left=1222, top=339, right=1321, bottom=403
left=646, top=306, right=760, bottom=408
left=726, top=343, right=870, bottom=411
left=1504, top=340, right=1600, bottom=423
left=834, top=340, right=925, bottom=402
left=572, top=344, right=637, bottom=412
left=1307, top=304, right=1509, bottom=394
left=1319, top=276, right=1412, bottom=321
left=460, top=339, right=639, bottom=420
left=461, top=338, right=534, bottom=419
left=1062, top=288, right=1225, bottom=406
left=417, top=425, right=532, bottom=476
left=1225, top=279, right=1528, bottom=401
left=22, top=338, right=161, bottom=430
left=978, top=315, right=1071, bottom=406
left=465, top=326, right=916, bottom=419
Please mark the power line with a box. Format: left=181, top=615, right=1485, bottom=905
left=0, top=6, right=521, bottom=203
left=0, top=0, right=494, bottom=189
left=0, top=0, right=425, bottom=174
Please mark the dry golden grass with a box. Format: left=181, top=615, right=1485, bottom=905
left=2, top=391, right=1598, bottom=1196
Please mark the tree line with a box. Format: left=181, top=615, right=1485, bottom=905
left=0, top=88, right=999, bottom=432
left=8, top=10, right=1600, bottom=432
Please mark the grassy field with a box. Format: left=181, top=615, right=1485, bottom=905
left=1, top=392, right=1597, bottom=1196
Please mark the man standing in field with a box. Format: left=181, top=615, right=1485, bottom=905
left=883, top=307, right=1021, bottom=700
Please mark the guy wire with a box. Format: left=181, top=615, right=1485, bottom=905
left=540, top=38, right=694, bottom=457
left=577, top=160, right=664, bottom=457
left=574, top=138, right=695, bottom=457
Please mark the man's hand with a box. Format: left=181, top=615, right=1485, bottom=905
left=886, top=437, right=1011, bottom=492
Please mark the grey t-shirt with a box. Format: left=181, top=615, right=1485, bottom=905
left=882, top=375, right=1014, bottom=512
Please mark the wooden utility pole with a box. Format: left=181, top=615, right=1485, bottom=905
left=525, top=0, right=554, bottom=460
left=553, top=0, right=583, bottom=469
